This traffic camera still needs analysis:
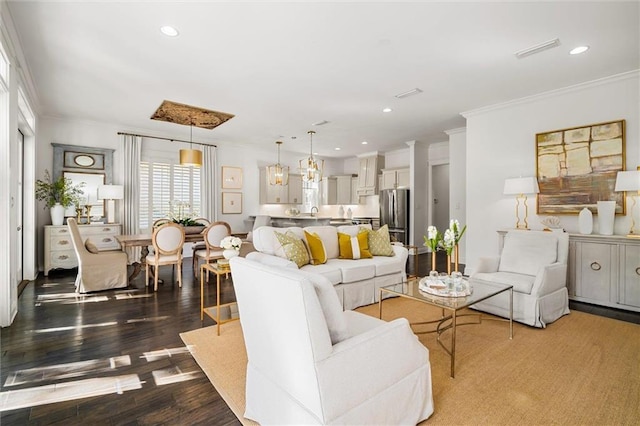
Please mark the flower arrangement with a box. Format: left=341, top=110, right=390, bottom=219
left=220, top=236, right=242, bottom=251
left=167, top=200, right=200, bottom=226
left=449, top=219, right=467, bottom=245
left=423, top=225, right=442, bottom=252
left=35, top=170, right=85, bottom=208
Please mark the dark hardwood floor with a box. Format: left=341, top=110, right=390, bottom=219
left=2, top=252, right=638, bottom=424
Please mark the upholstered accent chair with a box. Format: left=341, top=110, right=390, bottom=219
left=67, top=218, right=128, bottom=293
left=229, top=256, right=434, bottom=425
left=470, top=229, right=570, bottom=328
left=193, top=221, right=231, bottom=278
left=145, top=222, right=185, bottom=291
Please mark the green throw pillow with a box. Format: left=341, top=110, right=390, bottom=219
left=274, top=230, right=310, bottom=268
left=366, top=224, right=395, bottom=256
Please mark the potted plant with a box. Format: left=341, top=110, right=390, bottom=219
left=35, top=170, right=84, bottom=225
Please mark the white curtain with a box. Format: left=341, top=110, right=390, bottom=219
left=122, top=134, right=141, bottom=263
left=201, top=145, right=217, bottom=221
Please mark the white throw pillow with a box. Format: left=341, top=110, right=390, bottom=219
left=296, top=269, right=349, bottom=345
left=499, top=232, right=558, bottom=276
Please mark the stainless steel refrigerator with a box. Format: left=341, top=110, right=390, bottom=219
left=379, top=188, right=410, bottom=245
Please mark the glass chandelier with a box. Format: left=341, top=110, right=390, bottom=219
left=299, top=130, right=324, bottom=182
left=267, top=141, right=289, bottom=185
left=179, top=123, right=202, bottom=167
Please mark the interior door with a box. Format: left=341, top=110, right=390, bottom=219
left=432, top=164, right=450, bottom=234
left=16, top=130, right=23, bottom=283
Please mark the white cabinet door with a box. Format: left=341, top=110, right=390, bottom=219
left=381, top=170, right=396, bottom=190
left=351, top=177, right=360, bottom=204
left=288, top=174, right=303, bottom=204
left=260, top=168, right=288, bottom=204
left=336, top=176, right=352, bottom=205
left=620, top=244, right=640, bottom=308
left=396, top=168, right=410, bottom=188
left=575, top=241, right=617, bottom=304
left=320, top=177, right=337, bottom=205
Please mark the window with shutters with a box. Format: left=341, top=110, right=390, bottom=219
left=139, top=161, right=201, bottom=231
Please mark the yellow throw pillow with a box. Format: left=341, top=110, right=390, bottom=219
left=366, top=224, right=395, bottom=256
left=274, top=230, right=310, bottom=268
left=338, top=230, right=372, bottom=260
left=304, top=231, right=327, bottom=265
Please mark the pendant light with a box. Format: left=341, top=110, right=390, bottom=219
left=299, top=130, right=324, bottom=182
left=179, top=122, right=202, bottom=167
left=268, top=141, right=289, bottom=186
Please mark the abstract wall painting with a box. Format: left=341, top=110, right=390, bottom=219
left=536, top=120, right=625, bottom=215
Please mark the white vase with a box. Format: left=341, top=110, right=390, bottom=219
left=578, top=207, right=593, bottom=235
left=338, top=205, right=345, bottom=219
left=597, top=201, right=616, bottom=235
left=50, top=203, right=65, bottom=226
left=223, top=249, right=240, bottom=260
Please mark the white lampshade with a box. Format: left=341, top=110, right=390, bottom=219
left=614, top=171, right=640, bottom=192
left=504, top=177, right=540, bottom=195
left=97, top=184, right=124, bottom=200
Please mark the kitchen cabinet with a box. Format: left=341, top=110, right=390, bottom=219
left=320, top=175, right=357, bottom=205
left=260, top=169, right=302, bottom=204
left=288, top=174, right=303, bottom=204
left=357, top=154, right=384, bottom=196
left=44, top=223, right=122, bottom=275
left=320, top=177, right=337, bottom=205
left=380, top=168, right=410, bottom=190
left=351, top=177, right=360, bottom=204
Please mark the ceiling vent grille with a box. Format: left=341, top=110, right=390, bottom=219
left=514, top=38, right=560, bottom=59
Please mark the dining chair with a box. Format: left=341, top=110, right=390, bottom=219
left=146, top=222, right=186, bottom=291
left=194, top=221, right=231, bottom=279
left=190, top=217, right=211, bottom=272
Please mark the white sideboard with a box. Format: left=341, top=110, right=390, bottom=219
left=497, top=231, right=640, bottom=312
left=44, top=223, right=122, bottom=276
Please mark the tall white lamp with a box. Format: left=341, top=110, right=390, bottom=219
left=504, top=176, right=540, bottom=230
left=98, top=185, right=124, bottom=224
left=614, top=170, right=640, bottom=236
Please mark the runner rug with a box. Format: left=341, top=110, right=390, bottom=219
left=180, top=297, right=640, bottom=425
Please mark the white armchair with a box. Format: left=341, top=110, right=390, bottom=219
left=470, top=229, right=570, bottom=328
left=229, top=256, right=434, bottom=425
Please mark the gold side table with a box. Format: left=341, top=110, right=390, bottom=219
left=405, top=244, right=419, bottom=279
left=200, top=263, right=239, bottom=335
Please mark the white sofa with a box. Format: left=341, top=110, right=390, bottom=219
left=470, top=229, right=570, bottom=328
left=248, top=224, right=408, bottom=310
left=230, top=256, right=434, bottom=425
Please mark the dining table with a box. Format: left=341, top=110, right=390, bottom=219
left=116, top=231, right=248, bottom=282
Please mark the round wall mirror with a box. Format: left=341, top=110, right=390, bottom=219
left=73, top=154, right=95, bottom=167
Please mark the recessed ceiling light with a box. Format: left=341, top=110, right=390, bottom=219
left=160, top=26, right=179, bottom=37
left=382, top=107, right=392, bottom=113
left=569, top=46, right=589, bottom=55
left=362, top=141, right=368, bottom=145
left=334, top=147, right=341, bottom=151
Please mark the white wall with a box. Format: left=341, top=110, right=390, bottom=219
left=463, top=71, right=639, bottom=274
left=447, top=128, right=467, bottom=263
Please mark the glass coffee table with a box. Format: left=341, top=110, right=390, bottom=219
left=379, top=278, right=513, bottom=378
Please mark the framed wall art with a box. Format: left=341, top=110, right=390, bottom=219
left=222, top=166, right=243, bottom=189
left=536, top=119, right=626, bottom=215
left=222, top=192, right=242, bottom=214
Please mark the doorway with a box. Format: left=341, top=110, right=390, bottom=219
left=17, top=129, right=23, bottom=286
left=432, top=164, right=450, bottom=234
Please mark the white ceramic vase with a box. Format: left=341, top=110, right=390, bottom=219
left=578, top=207, right=593, bottom=235
left=50, top=203, right=65, bottom=226
left=597, top=201, right=616, bottom=235
left=223, top=249, right=240, bottom=260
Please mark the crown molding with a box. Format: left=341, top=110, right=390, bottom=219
left=461, top=70, right=639, bottom=119
left=445, top=127, right=466, bottom=136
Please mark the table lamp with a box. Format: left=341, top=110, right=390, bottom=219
left=504, top=176, right=540, bottom=230
left=614, top=170, right=640, bottom=236
left=98, top=185, right=124, bottom=224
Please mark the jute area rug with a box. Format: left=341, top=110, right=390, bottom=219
left=180, top=298, right=640, bottom=425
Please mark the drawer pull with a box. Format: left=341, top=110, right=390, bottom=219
left=58, top=229, right=69, bottom=234
left=102, top=237, right=112, bottom=243
left=103, top=228, right=112, bottom=232
left=636, top=267, right=640, bottom=276
left=58, top=255, right=69, bottom=260
left=59, top=240, right=69, bottom=246
left=590, top=262, right=601, bottom=271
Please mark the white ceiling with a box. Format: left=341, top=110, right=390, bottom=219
left=6, top=1, right=639, bottom=158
